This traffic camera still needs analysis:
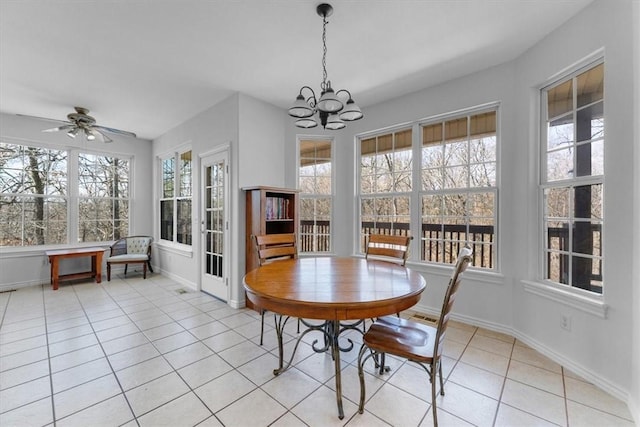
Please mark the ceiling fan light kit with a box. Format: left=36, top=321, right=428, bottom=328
left=23, top=106, right=137, bottom=143
left=288, top=3, right=363, bottom=130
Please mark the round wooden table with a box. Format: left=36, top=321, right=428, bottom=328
left=243, top=256, right=427, bottom=419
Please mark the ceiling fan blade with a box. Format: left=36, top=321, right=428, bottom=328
left=16, top=113, right=69, bottom=124
left=93, top=129, right=113, bottom=143
left=93, top=125, right=136, bottom=138
left=42, top=124, right=75, bottom=133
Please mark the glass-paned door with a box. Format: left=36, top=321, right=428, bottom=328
left=201, top=150, right=229, bottom=300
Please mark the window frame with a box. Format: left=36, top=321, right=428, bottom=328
left=0, top=140, right=69, bottom=247
left=158, top=146, right=193, bottom=247
left=418, top=106, right=499, bottom=271
left=0, top=138, right=133, bottom=248
left=538, top=57, right=605, bottom=297
left=355, top=103, right=500, bottom=271
left=77, top=150, right=132, bottom=243
left=357, top=125, right=414, bottom=255
left=297, top=135, right=334, bottom=254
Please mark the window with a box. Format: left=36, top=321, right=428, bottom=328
left=0, top=142, right=133, bottom=247
left=0, top=143, right=68, bottom=246
left=298, top=138, right=332, bottom=253
left=359, top=128, right=412, bottom=252
left=160, top=149, right=192, bottom=245
left=541, top=61, right=604, bottom=294
left=421, top=110, right=497, bottom=269
left=356, top=106, right=498, bottom=270
left=78, top=153, right=130, bottom=242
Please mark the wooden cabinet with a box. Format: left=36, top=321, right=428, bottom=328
left=244, top=186, right=299, bottom=275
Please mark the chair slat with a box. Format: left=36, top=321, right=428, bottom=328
left=365, top=234, right=412, bottom=266
left=357, top=245, right=473, bottom=427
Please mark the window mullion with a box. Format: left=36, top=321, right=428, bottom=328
left=68, top=149, right=79, bottom=244
left=173, top=152, right=179, bottom=243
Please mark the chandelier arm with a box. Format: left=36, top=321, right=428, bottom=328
left=299, top=86, right=318, bottom=107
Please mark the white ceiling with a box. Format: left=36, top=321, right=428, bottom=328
left=0, top=0, right=594, bottom=140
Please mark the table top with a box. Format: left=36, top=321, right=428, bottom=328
left=243, top=257, right=426, bottom=321
left=45, top=247, right=107, bottom=256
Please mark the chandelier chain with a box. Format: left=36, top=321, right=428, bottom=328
left=321, top=15, right=328, bottom=90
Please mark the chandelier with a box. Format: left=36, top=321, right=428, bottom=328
left=288, top=3, right=363, bottom=130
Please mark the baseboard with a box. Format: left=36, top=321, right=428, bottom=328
left=627, top=391, right=639, bottom=425
left=153, top=267, right=198, bottom=291
left=412, top=302, right=632, bottom=406
left=0, top=279, right=46, bottom=292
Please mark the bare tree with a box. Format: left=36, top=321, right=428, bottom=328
left=0, top=143, right=67, bottom=246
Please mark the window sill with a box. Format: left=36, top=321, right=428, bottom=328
left=155, top=241, right=193, bottom=258
left=406, top=260, right=505, bottom=285
left=0, top=243, right=111, bottom=258
left=522, top=280, right=607, bottom=318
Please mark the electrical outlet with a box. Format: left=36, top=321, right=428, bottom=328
left=561, top=314, right=572, bottom=331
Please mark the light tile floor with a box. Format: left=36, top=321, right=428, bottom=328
left=0, top=273, right=635, bottom=427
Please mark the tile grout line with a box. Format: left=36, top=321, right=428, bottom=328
left=99, top=277, right=228, bottom=424
left=42, top=283, right=60, bottom=426
left=490, top=333, right=516, bottom=427
left=562, top=366, right=569, bottom=427
left=66, top=279, right=141, bottom=426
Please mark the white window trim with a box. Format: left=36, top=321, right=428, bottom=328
left=0, top=137, right=133, bottom=249
left=536, top=54, right=605, bottom=303
left=157, top=143, right=193, bottom=249
left=76, top=149, right=133, bottom=243
left=523, top=280, right=607, bottom=318
left=354, top=102, right=501, bottom=270
left=296, top=135, right=335, bottom=254
left=356, top=126, right=414, bottom=257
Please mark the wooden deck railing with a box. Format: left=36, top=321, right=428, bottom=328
left=300, top=220, right=495, bottom=268
left=300, top=220, right=602, bottom=280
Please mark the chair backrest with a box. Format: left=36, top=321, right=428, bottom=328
left=365, top=234, right=412, bottom=266
left=433, top=245, right=473, bottom=358
left=124, top=236, right=152, bottom=255
left=253, top=233, right=297, bottom=266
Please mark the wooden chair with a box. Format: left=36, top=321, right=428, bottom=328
left=106, top=236, right=153, bottom=281
left=364, top=233, right=413, bottom=327
left=357, top=245, right=473, bottom=427
left=253, top=233, right=298, bottom=345
left=365, top=234, right=413, bottom=266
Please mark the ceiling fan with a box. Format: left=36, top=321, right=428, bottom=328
left=23, top=106, right=137, bottom=143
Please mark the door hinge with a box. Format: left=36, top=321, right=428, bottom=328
left=226, top=165, right=229, bottom=174
left=226, top=221, right=229, bottom=230
left=225, top=277, right=229, bottom=287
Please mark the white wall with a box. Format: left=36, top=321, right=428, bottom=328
left=631, top=0, right=640, bottom=421
left=1, top=0, right=637, bottom=420
left=284, top=0, right=637, bottom=415
left=151, top=93, right=285, bottom=306
left=236, top=93, right=288, bottom=303
left=151, top=94, right=240, bottom=296
left=287, top=61, right=519, bottom=326
left=0, top=112, right=153, bottom=289
left=513, top=0, right=635, bottom=400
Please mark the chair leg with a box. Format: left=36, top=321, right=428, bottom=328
left=439, top=359, right=445, bottom=395
left=143, top=262, right=147, bottom=279
left=431, top=364, right=439, bottom=427
left=124, top=264, right=128, bottom=275
left=297, top=318, right=300, bottom=333
left=147, top=260, right=154, bottom=273
left=357, top=345, right=368, bottom=414
left=260, top=309, right=265, bottom=345
left=378, top=353, right=386, bottom=374
left=107, top=263, right=111, bottom=281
